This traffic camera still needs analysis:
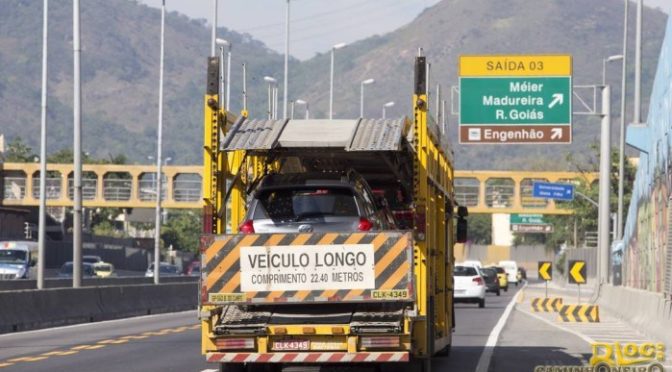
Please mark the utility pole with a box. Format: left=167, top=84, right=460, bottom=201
left=633, top=0, right=642, bottom=124
left=283, top=0, right=290, bottom=119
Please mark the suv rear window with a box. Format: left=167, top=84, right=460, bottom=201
left=454, top=266, right=478, bottom=276
left=254, top=188, right=358, bottom=221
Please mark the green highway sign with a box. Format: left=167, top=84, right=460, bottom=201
left=459, top=55, right=573, bottom=144
left=510, top=214, right=547, bottom=225
left=460, top=77, right=571, bottom=125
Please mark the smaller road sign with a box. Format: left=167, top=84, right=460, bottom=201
left=511, top=224, right=554, bottom=233
left=538, top=261, right=552, bottom=281
left=510, top=214, right=546, bottom=225
left=532, top=182, right=575, bottom=201
left=568, top=260, right=586, bottom=284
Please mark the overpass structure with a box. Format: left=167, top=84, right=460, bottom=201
left=0, top=162, right=596, bottom=214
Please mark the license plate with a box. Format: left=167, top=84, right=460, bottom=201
left=272, top=339, right=310, bottom=351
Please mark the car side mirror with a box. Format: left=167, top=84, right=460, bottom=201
left=456, top=217, right=468, bottom=243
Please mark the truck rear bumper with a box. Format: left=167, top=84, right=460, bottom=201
left=206, top=351, right=409, bottom=364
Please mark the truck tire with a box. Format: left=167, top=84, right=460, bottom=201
left=220, top=363, right=244, bottom=372
left=478, top=298, right=485, bottom=308
left=496, top=289, right=501, bottom=296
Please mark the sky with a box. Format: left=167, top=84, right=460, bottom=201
left=140, top=0, right=441, bottom=59
left=140, top=0, right=671, bottom=60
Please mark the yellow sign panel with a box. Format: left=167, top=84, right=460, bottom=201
left=459, top=55, right=572, bottom=76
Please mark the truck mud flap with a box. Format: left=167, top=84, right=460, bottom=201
left=201, top=232, right=414, bottom=305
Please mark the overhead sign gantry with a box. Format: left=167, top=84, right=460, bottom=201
left=459, top=55, right=572, bottom=144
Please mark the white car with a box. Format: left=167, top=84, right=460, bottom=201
left=498, top=260, right=519, bottom=286
left=453, top=265, right=486, bottom=308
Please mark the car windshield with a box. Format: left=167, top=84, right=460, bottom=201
left=82, top=257, right=100, bottom=264
left=0, top=250, right=27, bottom=263
left=454, top=266, right=478, bottom=276
left=254, top=187, right=358, bottom=221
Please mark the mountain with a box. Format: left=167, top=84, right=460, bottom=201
left=0, top=0, right=293, bottom=164
left=0, top=0, right=667, bottom=169
left=289, top=0, right=668, bottom=169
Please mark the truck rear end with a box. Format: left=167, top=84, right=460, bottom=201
left=200, top=231, right=415, bottom=365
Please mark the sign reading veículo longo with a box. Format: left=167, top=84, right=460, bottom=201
left=459, top=55, right=572, bottom=144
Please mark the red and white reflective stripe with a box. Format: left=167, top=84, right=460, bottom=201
left=206, top=352, right=409, bottom=363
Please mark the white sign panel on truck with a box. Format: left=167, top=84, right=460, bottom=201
left=240, top=244, right=376, bottom=292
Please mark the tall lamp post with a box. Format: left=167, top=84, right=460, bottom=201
left=215, top=38, right=231, bottom=111
left=329, top=42, right=347, bottom=119
left=264, top=76, right=277, bottom=120
left=283, top=0, right=290, bottom=119
left=359, top=78, right=375, bottom=118
left=295, top=99, right=309, bottom=119
left=37, top=0, right=48, bottom=290
left=153, top=0, right=166, bottom=285
left=382, top=101, right=395, bottom=119
left=617, top=0, right=629, bottom=240
left=602, top=55, right=623, bottom=85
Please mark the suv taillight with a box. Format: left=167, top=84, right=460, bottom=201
left=358, top=218, right=373, bottom=231
left=473, top=277, right=483, bottom=285
left=239, top=220, right=255, bottom=234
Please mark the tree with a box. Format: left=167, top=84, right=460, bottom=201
left=466, top=214, right=492, bottom=244
left=161, top=210, right=200, bottom=252
left=3, top=137, right=35, bottom=162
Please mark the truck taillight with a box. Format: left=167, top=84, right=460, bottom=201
left=215, top=338, right=255, bottom=350
left=239, top=220, right=255, bottom=234
left=473, top=277, right=484, bottom=286
left=358, top=218, right=373, bottom=231
left=360, top=336, right=400, bottom=349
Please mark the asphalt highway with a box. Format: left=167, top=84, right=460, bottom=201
left=0, top=281, right=599, bottom=372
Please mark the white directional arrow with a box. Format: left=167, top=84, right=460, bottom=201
left=550, top=128, right=562, bottom=140
left=548, top=93, right=564, bottom=108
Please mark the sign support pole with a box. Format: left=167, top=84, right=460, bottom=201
left=545, top=281, right=548, bottom=299
left=577, top=284, right=581, bottom=304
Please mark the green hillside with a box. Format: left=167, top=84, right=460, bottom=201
left=0, top=0, right=667, bottom=169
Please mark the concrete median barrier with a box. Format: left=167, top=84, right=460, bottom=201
left=0, top=282, right=197, bottom=334
left=598, top=284, right=672, bottom=348
left=0, top=276, right=197, bottom=292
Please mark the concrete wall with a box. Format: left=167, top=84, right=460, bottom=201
left=621, top=14, right=672, bottom=293
left=0, top=282, right=198, bottom=334
left=0, top=276, right=197, bottom=292
left=598, top=284, right=672, bottom=348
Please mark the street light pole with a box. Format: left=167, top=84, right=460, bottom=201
left=215, top=38, right=230, bottom=110
left=72, top=0, right=83, bottom=288
left=264, top=76, right=277, bottom=120
left=283, top=0, right=290, bottom=119
left=598, top=85, right=612, bottom=285
left=329, top=43, right=346, bottom=119
left=602, top=55, right=623, bottom=86
left=153, top=0, right=166, bottom=285
left=634, top=0, right=642, bottom=124
left=210, top=0, right=217, bottom=57
left=295, top=99, right=308, bottom=119
left=618, top=0, right=629, bottom=240
left=37, top=0, right=48, bottom=290
left=359, top=78, right=374, bottom=118
left=382, top=101, right=395, bottom=119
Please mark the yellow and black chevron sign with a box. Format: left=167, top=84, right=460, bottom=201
left=557, top=304, right=600, bottom=322
left=201, top=232, right=414, bottom=304
left=531, top=297, right=563, bottom=312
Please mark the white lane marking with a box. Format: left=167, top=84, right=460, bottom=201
left=200, top=369, right=219, bottom=372
left=474, top=284, right=526, bottom=372
left=0, top=310, right=197, bottom=339
left=517, top=307, right=595, bottom=344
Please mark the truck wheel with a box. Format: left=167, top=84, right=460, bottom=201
left=478, top=298, right=485, bottom=308
left=219, top=363, right=244, bottom=372
left=496, top=289, right=501, bottom=296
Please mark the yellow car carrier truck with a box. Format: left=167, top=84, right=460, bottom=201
left=199, top=54, right=467, bottom=372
